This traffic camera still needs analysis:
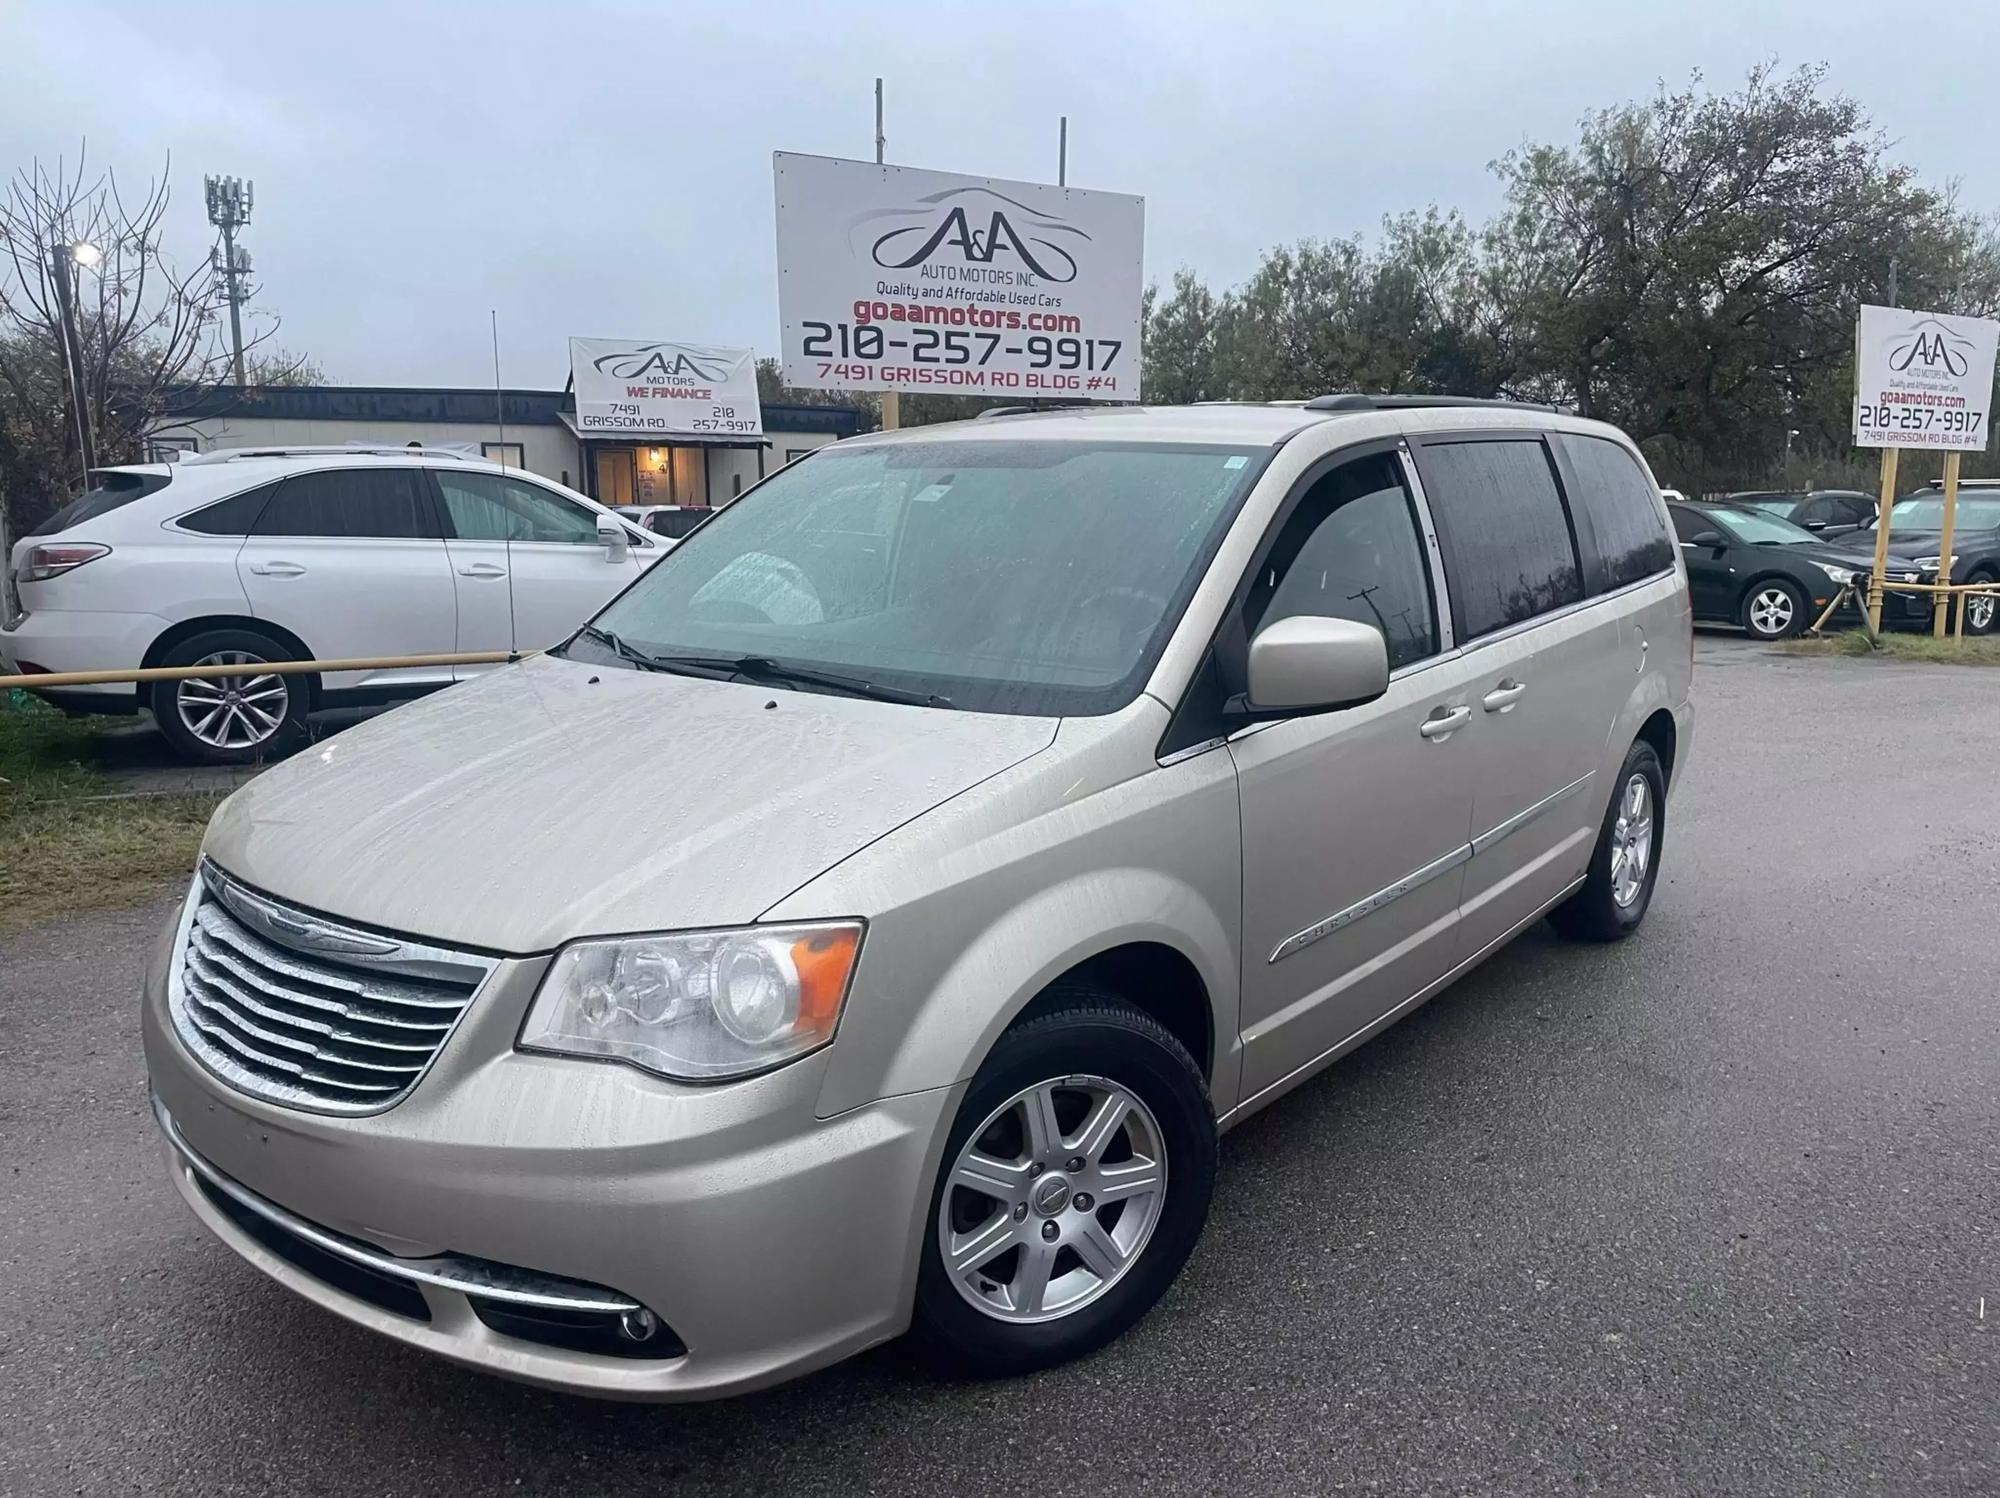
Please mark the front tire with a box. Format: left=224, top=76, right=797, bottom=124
left=149, top=628, right=310, bottom=765
left=1550, top=739, right=1665, bottom=942
left=912, top=988, right=1216, bottom=1377
left=1963, top=570, right=1997, bottom=636
left=1742, top=578, right=1806, bottom=639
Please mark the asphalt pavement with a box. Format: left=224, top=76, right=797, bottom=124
left=3, top=633, right=1996, bottom=1497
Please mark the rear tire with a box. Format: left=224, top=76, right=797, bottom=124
left=1550, top=740, right=1665, bottom=942
left=1741, top=578, right=1806, bottom=639
left=911, top=986, right=1216, bottom=1378
left=149, top=628, right=311, bottom=766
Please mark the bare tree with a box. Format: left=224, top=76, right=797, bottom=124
left=0, top=145, right=292, bottom=538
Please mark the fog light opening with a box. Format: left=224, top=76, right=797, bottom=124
left=618, top=1307, right=660, bottom=1343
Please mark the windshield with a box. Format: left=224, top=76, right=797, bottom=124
left=1708, top=507, right=1819, bottom=545
left=1887, top=495, right=2000, bottom=531
left=578, top=439, right=1262, bottom=715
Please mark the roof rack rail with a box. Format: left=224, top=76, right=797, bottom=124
left=972, top=402, right=1108, bottom=420
left=178, top=442, right=483, bottom=467
left=1302, top=393, right=1558, bottom=414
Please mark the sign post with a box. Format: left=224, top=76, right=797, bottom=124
left=1851, top=305, right=2000, bottom=635
left=772, top=152, right=1145, bottom=415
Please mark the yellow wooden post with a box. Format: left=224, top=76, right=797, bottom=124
left=1864, top=446, right=1900, bottom=636
left=1932, top=451, right=1962, bottom=637
left=880, top=391, right=900, bottom=431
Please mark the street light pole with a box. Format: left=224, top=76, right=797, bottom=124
left=48, top=244, right=98, bottom=479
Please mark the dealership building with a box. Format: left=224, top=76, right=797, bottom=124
left=156, top=357, right=867, bottom=510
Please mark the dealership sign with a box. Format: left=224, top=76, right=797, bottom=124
left=1852, top=305, right=1999, bottom=450
left=568, top=338, right=763, bottom=438
left=773, top=152, right=1145, bottom=400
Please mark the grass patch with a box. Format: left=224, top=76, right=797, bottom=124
left=0, top=696, right=218, bottom=934
left=1776, top=631, right=2000, bottom=664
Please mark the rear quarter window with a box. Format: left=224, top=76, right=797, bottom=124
left=177, top=482, right=281, bottom=535
left=1553, top=434, right=1676, bottom=591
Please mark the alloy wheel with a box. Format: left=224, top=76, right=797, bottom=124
left=1609, top=772, right=1654, bottom=909
left=938, top=1075, right=1168, bottom=1324
left=175, top=651, right=288, bottom=751
left=1968, top=593, right=1996, bottom=632
left=1747, top=586, right=1795, bottom=637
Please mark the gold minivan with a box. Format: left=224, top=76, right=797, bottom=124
left=145, top=395, right=1693, bottom=1399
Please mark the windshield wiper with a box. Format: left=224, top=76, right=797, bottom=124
left=643, top=653, right=952, bottom=708
left=571, top=623, right=695, bottom=675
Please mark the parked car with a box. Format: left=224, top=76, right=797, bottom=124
left=144, top=395, right=1692, bottom=1400
left=613, top=503, right=711, bottom=540
left=2, top=446, right=662, bottom=762
left=1852, top=490, right=2000, bottom=635
left=1727, top=489, right=1877, bottom=538
left=1667, top=501, right=1917, bottom=637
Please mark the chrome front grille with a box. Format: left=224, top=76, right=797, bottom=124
left=168, top=866, right=496, bottom=1115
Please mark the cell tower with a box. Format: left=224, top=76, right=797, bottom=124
left=204, top=175, right=255, bottom=387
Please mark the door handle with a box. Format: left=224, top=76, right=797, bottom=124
left=1418, top=704, right=1472, bottom=740
left=457, top=563, right=508, bottom=578
left=1481, top=679, right=1527, bottom=713
left=248, top=561, right=305, bottom=577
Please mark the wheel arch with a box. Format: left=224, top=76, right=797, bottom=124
left=1635, top=706, right=1677, bottom=788
left=813, top=869, right=1239, bottom=1121
left=142, top=615, right=319, bottom=706
left=1014, top=943, right=1215, bottom=1083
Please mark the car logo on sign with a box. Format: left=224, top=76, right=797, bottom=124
left=855, top=187, right=1091, bottom=283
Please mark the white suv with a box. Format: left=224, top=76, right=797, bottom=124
left=3, top=446, right=661, bottom=763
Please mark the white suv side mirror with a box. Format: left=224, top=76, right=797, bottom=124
left=597, top=514, right=630, bottom=562
left=1244, top=615, right=1390, bottom=712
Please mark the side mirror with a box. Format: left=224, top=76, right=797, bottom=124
left=1689, top=530, right=1726, bottom=549
left=1242, top=615, right=1389, bottom=714
left=598, top=514, right=630, bottom=561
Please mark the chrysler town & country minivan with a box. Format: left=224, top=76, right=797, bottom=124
left=143, top=395, right=1693, bottom=1398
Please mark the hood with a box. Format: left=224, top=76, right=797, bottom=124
left=203, top=655, right=1057, bottom=952
left=1780, top=539, right=1893, bottom=572
left=1855, top=528, right=1992, bottom=562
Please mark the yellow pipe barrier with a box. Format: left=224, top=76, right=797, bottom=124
left=0, top=650, right=535, bottom=692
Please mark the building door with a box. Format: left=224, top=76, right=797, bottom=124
left=595, top=447, right=637, bottom=508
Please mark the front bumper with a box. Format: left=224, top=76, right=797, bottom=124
left=141, top=896, right=961, bottom=1401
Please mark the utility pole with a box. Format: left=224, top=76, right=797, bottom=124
left=205, top=175, right=255, bottom=386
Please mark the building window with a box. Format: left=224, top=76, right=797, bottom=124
left=785, top=448, right=812, bottom=464
left=147, top=435, right=199, bottom=462
left=481, top=441, right=526, bottom=469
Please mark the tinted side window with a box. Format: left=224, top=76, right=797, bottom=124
left=253, top=470, right=433, bottom=539
left=1247, top=453, right=1438, bottom=669
left=178, top=483, right=279, bottom=535
left=1833, top=494, right=1875, bottom=526
left=1670, top=506, right=1713, bottom=543
left=1556, top=434, right=1675, bottom=590
left=435, top=471, right=600, bottom=544
left=1418, top=439, right=1581, bottom=639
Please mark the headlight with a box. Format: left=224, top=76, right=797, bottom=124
left=520, top=922, right=862, bottom=1081
left=1911, top=556, right=1942, bottom=571
left=1816, top=563, right=1857, bottom=586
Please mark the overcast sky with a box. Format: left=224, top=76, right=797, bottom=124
left=5, top=1, right=1995, bottom=388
